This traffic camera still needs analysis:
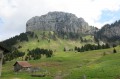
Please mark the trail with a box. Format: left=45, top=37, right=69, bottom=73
left=54, top=71, right=63, bottom=79
left=54, top=71, right=69, bottom=79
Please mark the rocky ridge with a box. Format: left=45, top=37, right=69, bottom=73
left=95, top=20, right=120, bottom=43
left=26, top=11, right=97, bottom=34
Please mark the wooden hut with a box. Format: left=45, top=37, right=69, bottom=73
left=13, top=61, right=32, bottom=72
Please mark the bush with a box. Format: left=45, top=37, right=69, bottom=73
left=113, top=48, right=117, bottom=53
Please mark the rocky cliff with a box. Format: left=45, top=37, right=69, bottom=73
left=95, top=20, right=120, bottom=43
left=26, top=11, right=97, bottom=34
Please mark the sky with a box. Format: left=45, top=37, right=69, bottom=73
left=0, top=0, right=120, bottom=41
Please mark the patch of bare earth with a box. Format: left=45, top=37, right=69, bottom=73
left=54, top=71, right=69, bottom=79
left=12, top=78, right=21, bottom=79
left=54, top=71, right=63, bottom=79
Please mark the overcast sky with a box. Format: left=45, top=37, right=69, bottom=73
left=0, top=0, right=120, bottom=41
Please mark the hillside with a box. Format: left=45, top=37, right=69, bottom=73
left=1, top=11, right=120, bottom=79
left=1, top=30, right=95, bottom=52
left=1, top=30, right=119, bottom=79
left=2, top=45, right=120, bottom=79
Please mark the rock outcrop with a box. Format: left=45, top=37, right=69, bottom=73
left=26, top=11, right=97, bottom=34
left=95, top=20, right=120, bottom=43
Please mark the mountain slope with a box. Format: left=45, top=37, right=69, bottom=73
left=2, top=45, right=120, bottom=79
left=26, top=11, right=97, bottom=34
left=95, top=20, right=120, bottom=44
left=1, top=31, right=95, bottom=53
left=2, top=11, right=120, bottom=79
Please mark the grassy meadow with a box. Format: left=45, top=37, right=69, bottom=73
left=1, top=32, right=120, bottom=79
left=2, top=46, right=120, bottom=79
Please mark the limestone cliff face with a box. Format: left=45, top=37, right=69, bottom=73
left=26, top=11, right=97, bottom=34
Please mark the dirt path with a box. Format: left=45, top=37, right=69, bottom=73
left=54, top=75, right=62, bottom=79
left=13, top=78, right=21, bottom=79
left=54, top=71, right=69, bottom=79
left=54, top=71, right=63, bottom=79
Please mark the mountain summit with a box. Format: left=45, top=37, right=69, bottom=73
left=26, top=11, right=97, bottom=34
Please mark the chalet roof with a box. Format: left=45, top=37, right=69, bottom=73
left=13, top=61, right=32, bottom=67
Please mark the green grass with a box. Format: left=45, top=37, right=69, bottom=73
left=18, top=37, right=82, bottom=52
left=17, top=31, right=95, bottom=52
left=2, top=46, right=120, bottom=79
left=2, top=32, right=120, bottom=79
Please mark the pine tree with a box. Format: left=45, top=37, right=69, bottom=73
left=64, top=47, right=66, bottom=52
left=113, top=48, right=117, bottom=53
left=74, top=46, right=78, bottom=51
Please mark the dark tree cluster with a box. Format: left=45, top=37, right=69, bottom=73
left=4, top=50, right=25, bottom=61
left=75, top=43, right=110, bottom=52
left=113, top=48, right=117, bottom=53
left=41, top=31, right=57, bottom=40
left=26, top=31, right=34, bottom=38
left=25, top=48, right=53, bottom=60
left=55, top=31, right=82, bottom=40
left=19, top=33, right=29, bottom=41
left=26, top=31, right=38, bottom=39
left=80, top=38, right=92, bottom=43
left=1, top=32, right=29, bottom=51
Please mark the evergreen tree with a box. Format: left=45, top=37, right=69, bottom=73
left=80, top=37, right=83, bottom=42
left=64, top=47, right=66, bottom=52
left=113, top=48, right=117, bottom=53
left=101, top=44, right=105, bottom=49
left=97, top=42, right=101, bottom=49
left=74, top=46, right=78, bottom=51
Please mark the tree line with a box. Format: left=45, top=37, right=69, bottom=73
left=1, top=33, right=28, bottom=51
left=1, top=31, right=38, bottom=52
left=25, top=48, right=53, bottom=60
left=4, top=50, right=25, bottom=63
left=3, top=48, right=53, bottom=64
left=75, top=43, right=110, bottom=52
